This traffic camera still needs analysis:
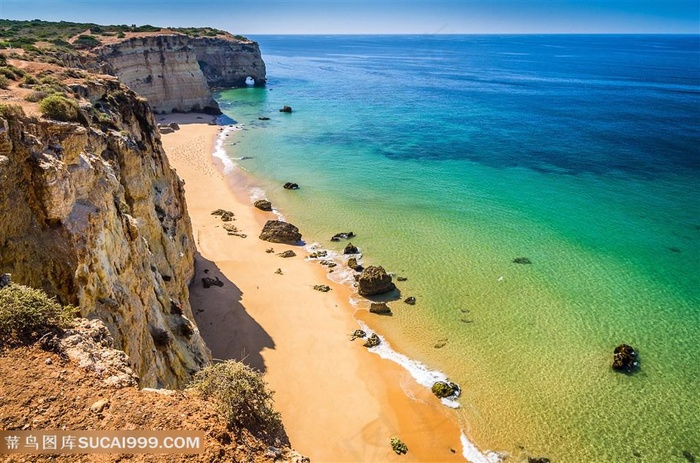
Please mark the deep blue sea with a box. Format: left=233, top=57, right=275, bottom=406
left=215, top=35, right=700, bottom=462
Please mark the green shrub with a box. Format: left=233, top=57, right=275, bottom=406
left=73, top=34, right=101, bottom=50
left=39, top=93, right=79, bottom=122
left=0, top=75, right=8, bottom=89
left=22, top=74, right=38, bottom=86
left=0, top=67, right=17, bottom=80
left=190, top=361, right=282, bottom=440
left=0, top=284, right=76, bottom=346
left=0, top=103, right=24, bottom=118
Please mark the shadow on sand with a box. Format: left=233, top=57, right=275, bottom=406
left=189, top=252, right=274, bottom=373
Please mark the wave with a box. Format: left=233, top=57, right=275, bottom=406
left=213, top=124, right=240, bottom=174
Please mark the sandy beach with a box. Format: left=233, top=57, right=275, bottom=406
left=159, top=113, right=465, bottom=462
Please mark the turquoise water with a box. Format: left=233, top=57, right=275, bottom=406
left=215, top=36, right=700, bottom=462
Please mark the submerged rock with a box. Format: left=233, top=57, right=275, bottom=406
left=390, top=437, right=408, bottom=455
left=612, top=344, right=638, bottom=372
left=363, top=333, right=381, bottom=348
left=396, top=276, right=408, bottom=282
left=254, top=199, right=273, bottom=211
left=283, top=182, right=299, bottom=190
left=431, top=381, right=460, bottom=399
left=331, top=231, right=355, bottom=241
left=259, top=220, right=302, bottom=244
left=404, top=296, right=416, bottom=305
left=369, top=302, right=392, bottom=316
left=513, top=257, right=532, bottom=264
left=682, top=450, right=696, bottom=463
left=358, top=266, right=396, bottom=296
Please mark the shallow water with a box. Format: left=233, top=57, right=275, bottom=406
left=216, top=35, right=700, bottom=462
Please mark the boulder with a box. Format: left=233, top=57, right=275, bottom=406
left=283, top=182, right=299, bottom=190
left=309, top=250, right=327, bottom=259
left=254, top=199, right=273, bottom=211
left=369, top=302, right=392, bottom=316
left=277, top=250, right=296, bottom=258
left=279, top=105, right=293, bottom=113
left=513, top=257, right=532, bottom=264
left=343, top=242, right=359, bottom=254
left=168, top=122, right=180, bottom=130
left=347, top=257, right=363, bottom=272
left=259, top=220, right=302, bottom=244
left=404, top=296, right=416, bottom=305
left=363, top=333, right=381, bottom=348
left=612, top=344, right=638, bottom=372
left=202, top=276, right=224, bottom=288
left=358, top=266, right=396, bottom=296
left=350, top=329, right=366, bottom=341
left=390, top=437, right=408, bottom=455
left=313, top=285, right=331, bottom=292
left=431, top=381, right=460, bottom=399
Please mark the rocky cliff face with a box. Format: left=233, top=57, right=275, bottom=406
left=0, top=77, right=210, bottom=388
left=89, top=35, right=266, bottom=114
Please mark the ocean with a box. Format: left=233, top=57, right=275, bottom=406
left=214, top=35, right=700, bottom=462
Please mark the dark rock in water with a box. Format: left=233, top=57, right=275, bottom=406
left=358, top=266, right=396, bottom=296
left=369, top=302, right=392, bottom=316
left=202, top=276, right=224, bottom=288
left=434, top=339, right=448, bottom=349
left=258, top=117, right=270, bottom=121
left=612, top=344, right=638, bottom=372
left=343, top=242, right=359, bottom=254
left=279, top=105, right=293, bottom=113
left=350, top=329, right=366, bottom=341
left=396, top=276, right=408, bottom=282
left=347, top=257, right=363, bottom=272
left=283, top=182, right=299, bottom=190
left=390, top=437, right=408, bottom=455
left=513, top=257, right=532, bottom=264
left=528, top=458, right=551, bottom=463
left=669, top=247, right=682, bottom=253
left=682, top=450, right=696, bottom=463
left=259, top=220, right=302, bottom=244
left=254, top=199, right=273, bottom=211
left=404, top=296, right=416, bottom=305
left=313, top=285, right=331, bottom=292
left=431, top=381, right=460, bottom=399
left=363, top=333, right=381, bottom=348
left=277, top=250, right=296, bottom=258
left=0, top=273, right=11, bottom=288
left=331, top=231, right=355, bottom=241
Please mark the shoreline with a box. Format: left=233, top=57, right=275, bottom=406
left=159, top=112, right=468, bottom=462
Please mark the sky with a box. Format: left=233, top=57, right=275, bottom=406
left=0, top=0, right=698, bottom=35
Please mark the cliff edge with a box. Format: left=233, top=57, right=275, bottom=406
left=89, top=34, right=266, bottom=114
left=0, top=64, right=210, bottom=388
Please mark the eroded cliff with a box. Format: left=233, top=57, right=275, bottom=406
left=89, top=34, right=266, bottom=114
left=0, top=75, right=210, bottom=388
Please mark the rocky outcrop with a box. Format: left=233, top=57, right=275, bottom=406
left=343, top=242, right=359, bottom=254
left=431, top=381, right=460, bottom=399
left=0, top=78, right=210, bottom=389
left=357, top=266, right=396, bottom=296
left=87, top=34, right=266, bottom=114
left=254, top=199, right=273, bottom=211
left=259, top=220, right=302, bottom=244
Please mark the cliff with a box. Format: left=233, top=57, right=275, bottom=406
left=0, top=74, right=210, bottom=388
left=88, top=34, right=266, bottom=114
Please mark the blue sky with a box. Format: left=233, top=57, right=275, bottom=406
left=0, top=0, right=698, bottom=34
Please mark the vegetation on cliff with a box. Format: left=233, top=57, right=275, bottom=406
left=0, top=283, right=76, bottom=346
